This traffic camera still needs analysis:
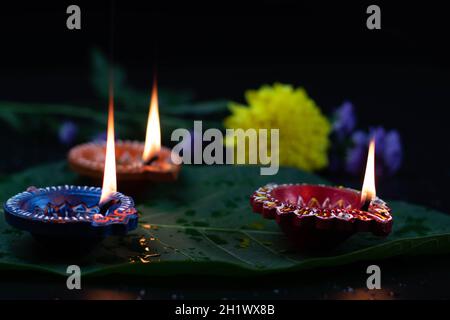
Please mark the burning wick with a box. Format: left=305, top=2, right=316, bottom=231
left=99, top=199, right=119, bottom=215
left=143, top=154, right=159, bottom=166
left=360, top=138, right=376, bottom=211
left=99, top=82, right=118, bottom=208
left=360, top=197, right=371, bottom=212
left=142, top=76, right=161, bottom=166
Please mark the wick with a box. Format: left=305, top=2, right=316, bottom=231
left=360, top=199, right=371, bottom=212
left=99, top=199, right=119, bottom=215
left=143, top=155, right=159, bottom=166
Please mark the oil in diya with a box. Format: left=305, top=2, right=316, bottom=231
left=3, top=89, right=138, bottom=246
left=250, top=139, right=393, bottom=251
left=68, top=78, right=180, bottom=182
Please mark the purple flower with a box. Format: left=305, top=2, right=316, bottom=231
left=351, top=130, right=368, bottom=146
left=370, top=127, right=386, bottom=153
left=333, top=101, right=356, bottom=139
left=345, top=127, right=403, bottom=176
left=58, top=121, right=78, bottom=145
left=383, top=130, right=402, bottom=175
left=91, top=132, right=107, bottom=143
left=346, top=144, right=366, bottom=175
left=344, top=130, right=368, bottom=174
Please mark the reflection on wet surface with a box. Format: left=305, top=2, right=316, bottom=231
left=84, top=289, right=137, bottom=300
left=330, top=288, right=395, bottom=300
left=129, top=235, right=161, bottom=264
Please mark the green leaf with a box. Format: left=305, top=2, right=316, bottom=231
left=0, top=111, right=22, bottom=130
left=0, top=101, right=212, bottom=143
left=90, top=48, right=193, bottom=112
left=0, top=162, right=449, bottom=278
left=164, top=100, right=230, bottom=118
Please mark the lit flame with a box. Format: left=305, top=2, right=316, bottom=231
left=361, top=138, right=376, bottom=204
left=99, top=87, right=117, bottom=205
left=142, top=79, right=161, bottom=162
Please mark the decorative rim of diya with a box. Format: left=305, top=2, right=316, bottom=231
left=68, top=140, right=180, bottom=182
left=250, top=183, right=393, bottom=250
left=3, top=185, right=138, bottom=238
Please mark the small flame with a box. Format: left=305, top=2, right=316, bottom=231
left=99, top=86, right=117, bottom=205
left=142, top=79, right=161, bottom=162
left=361, top=138, right=376, bottom=204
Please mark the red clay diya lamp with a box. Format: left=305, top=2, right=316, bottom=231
left=68, top=79, right=180, bottom=182
left=250, top=139, right=393, bottom=251
left=3, top=91, right=138, bottom=246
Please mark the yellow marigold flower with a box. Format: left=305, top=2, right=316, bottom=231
left=224, top=83, right=331, bottom=172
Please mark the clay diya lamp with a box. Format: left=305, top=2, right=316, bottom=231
left=3, top=185, right=137, bottom=244
left=68, top=80, right=180, bottom=182
left=68, top=141, right=179, bottom=182
left=3, top=91, right=138, bottom=247
left=250, top=139, right=393, bottom=251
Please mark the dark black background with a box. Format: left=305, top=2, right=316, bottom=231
left=0, top=1, right=448, bottom=211
left=0, top=1, right=449, bottom=300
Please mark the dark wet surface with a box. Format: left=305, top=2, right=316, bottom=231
left=1, top=253, right=450, bottom=300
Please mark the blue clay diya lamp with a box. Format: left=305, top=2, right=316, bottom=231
left=2, top=87, right=139, bottom=247
left=3, top=185, right=138, bottom=243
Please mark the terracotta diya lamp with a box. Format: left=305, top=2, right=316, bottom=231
left=69, top=141, right=179, bottom=182
left=250, top=139, right=393, bottom=251
left=3, top=90, right=138, bottom=246
left=68, top=80, right=180, bottom=182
